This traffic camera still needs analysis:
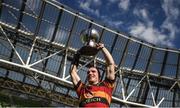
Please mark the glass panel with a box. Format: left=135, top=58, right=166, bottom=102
left=0, top=5, right=19, bottom=26
left=41, top=80, right=54, bottom=90
left=25, top=76, right=39, bottom=86
left=110, top=103, right=121, bottom=107
left=122, top=54, right=136, bottom=70
left=112, top=36, right=128, bottom=65
left=0, top=68, right=7, bottom=77
left=134, top=47, right=151, bottom=72
left=55, top=85, right=68, bottom=94
left=45, top=55, right=61, bottom=75
left=21, top=14, right=37, bottom=33
left=8, top=71, right=24, bottom=81
left=151, top=50, right=165, bottom=63
left=101, top=30, right=116, bottom=48
left=54, top=27, right=69, bottom=45
left=126, top=79, right=140, bottom=102
left=0, top=39, right=12, bottom=60
left=97, top=30, right=116, bottom=60
left=148, top=50, right=165, bottom=74
left=16, top=43, right=29, bottom=62
left=69, top=90, right=78, bottom=98
left=25, top=0, right=42, bottom=16
left=145, top=85, right=157, bottom=105
left=166, top=52, right=178, bottom=65
left=38, top=21, right=55, bottom=40
left=4, top=0, right=22, bottom=9
left=113, top=77, right=123, bottom=98
left=175, top=90, right=180, bottom=107
left=69, top=18, right=89, bottom=49
left=43, top=4, right=59, bottom=23
left=121, top=41, right=140, bottom=70
left=148, top=62, right=162, bottom=74
left=158, top=88, right=173, bottom=107
left=134, top=59, right=148, bottom=72
left=126, top=41, right=140, bottom=55
left=30, top=51, right=47, bottom=71
left=163, top=65, right=176, bottom=78
left=58, top=12, right=75, bottom=30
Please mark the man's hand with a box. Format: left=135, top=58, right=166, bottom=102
left=96, top=43, right=105, bottom=50
left=72, top=50, right=81, bottom=66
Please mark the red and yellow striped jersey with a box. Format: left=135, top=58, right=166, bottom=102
left=75, top=78, right=115, bottom=107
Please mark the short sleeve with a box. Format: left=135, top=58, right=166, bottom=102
left=74, top=80, right=84, bottom=97
left=103, top=77, right=115, bottom=89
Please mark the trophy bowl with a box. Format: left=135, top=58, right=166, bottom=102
left=80, top=28, right=100, bottom=56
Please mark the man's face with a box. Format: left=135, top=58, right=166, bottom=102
left=87, top=67, right=99, bottom=85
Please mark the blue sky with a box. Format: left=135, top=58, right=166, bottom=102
left=58, top=0, right=180, bottom=49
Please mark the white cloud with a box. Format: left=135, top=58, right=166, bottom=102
left=93, top=0, right=102, bottom=6
left=133, top=8, right=149, bottom=20
left=101, top=15, right=123, bottom=28
left=130, top=7, right=175, bottom=47
left=77, top=0, right=179, bottom=48
left=78, top=0, right=123, bottom=29
left=78, top=0, right=101, bottom=17
left=107, top=0, right=119, bottom=7
left=129, top=22, right=173, bottom=47
left=162, top=0, right=179, bottom=20
left=108, top=0, right=118, bottom=3
left=118, top=0, right=130, bottom=11
left=161, top=0, right=179, bottom=39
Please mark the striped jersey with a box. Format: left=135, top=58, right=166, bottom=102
left=75, top=78, right=115, bottom=107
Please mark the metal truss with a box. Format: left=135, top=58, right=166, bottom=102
left=0, top=77, right=79, bottom=106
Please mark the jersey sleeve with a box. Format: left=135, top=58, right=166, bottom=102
left=103, top=77, right=115, bottom=89
left=74, top=80, right=84, bottom=97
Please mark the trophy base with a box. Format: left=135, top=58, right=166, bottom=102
left=79, top=46, right=99, bottom=56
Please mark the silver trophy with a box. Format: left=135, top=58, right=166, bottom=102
left=79, top=28, right=100, bottom=56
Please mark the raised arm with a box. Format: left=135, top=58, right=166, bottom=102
left=97, top=43, right=115, bottom=80
left=70, top=53, right=81, bottom=86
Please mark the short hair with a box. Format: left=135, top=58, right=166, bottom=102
left=88, top=66, right=101, bottom=80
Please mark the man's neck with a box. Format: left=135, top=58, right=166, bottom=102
left=88, top=81, right=99, bottom=86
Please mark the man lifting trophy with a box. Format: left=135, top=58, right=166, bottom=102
left=70, top=28, right=115, bottom=107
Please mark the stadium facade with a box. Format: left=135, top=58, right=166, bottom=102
left=0, top=0, right=179, bottom=107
